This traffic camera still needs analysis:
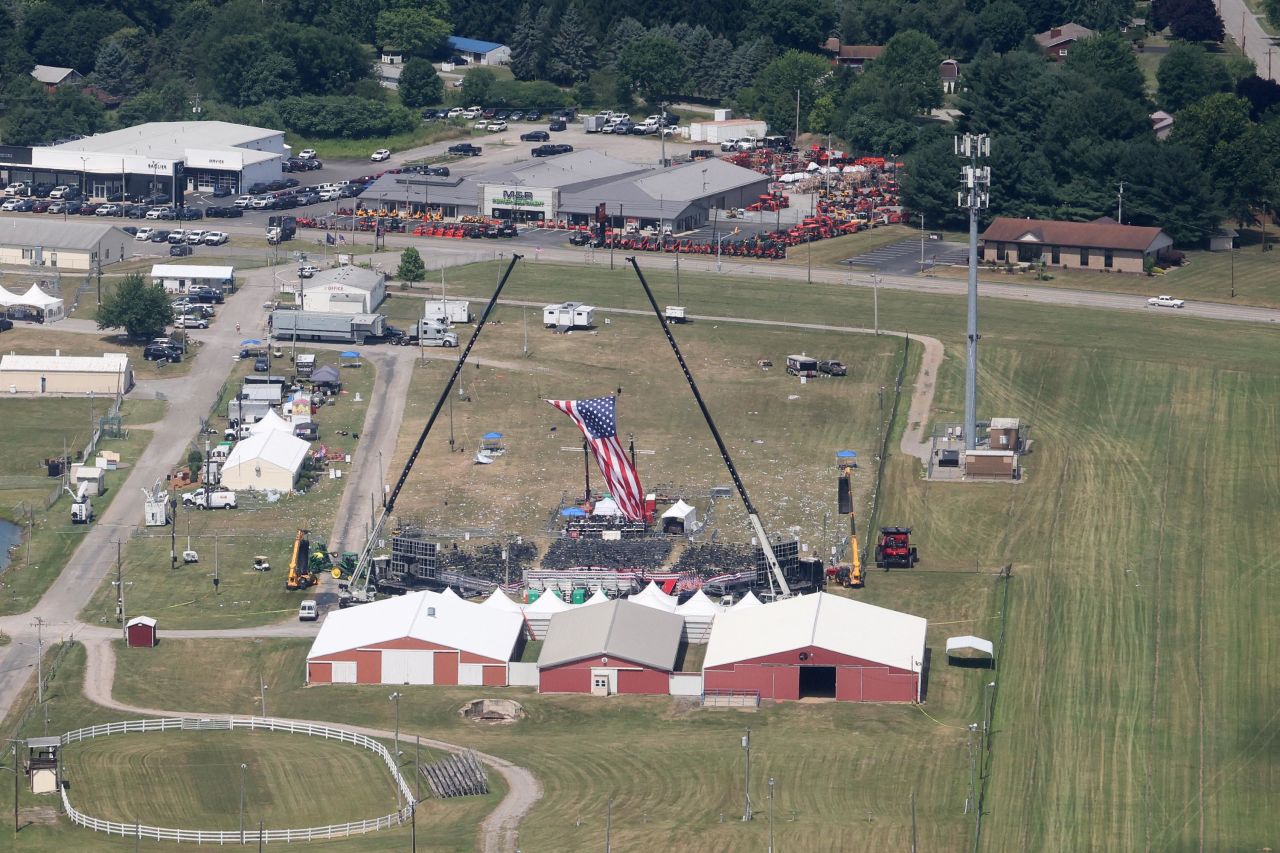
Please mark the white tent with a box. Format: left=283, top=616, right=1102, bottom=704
left=0, top=284, right=63, bottom=320
left=482, top=588, right=525, bottom=612
left=630, top=581, right=678, bottom=612
left=248, top=409, right=293, bottom=436
left=585, top=588, right=611, bottom=606
left=945, top=635, right=994, bottom=661
left=0, top=287, right=21, bottom=307
left=525, top=587, right=571, bottom=639
left=439, top=587, right=461, bottom=600
left=660, top=499, right=697, bottom=534
left=219, top=430, right=310, bottom=491
left=591, top=496, right=622, bottom=517
left=732, top=591, right=762, bottom=609
left=675, top=588, right=723, bottom=643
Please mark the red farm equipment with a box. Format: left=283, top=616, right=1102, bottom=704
left=874, top=527, right=918, bottom=569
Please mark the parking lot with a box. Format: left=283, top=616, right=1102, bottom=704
left=843, top=238, right=968, bottom=275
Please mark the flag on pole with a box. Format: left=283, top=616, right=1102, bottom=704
left=547, top=396, right=645, bottom=520
left=325, top=232, right=336, bottom=245
left=338, top=233, right=346, bottom=244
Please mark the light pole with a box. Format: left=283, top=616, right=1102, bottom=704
left=239, top=763, right=247, bottom=844
left=871, top=274, right=881, bottom=335
left=389, top=692, right=402, bottom=758
left=741, top=727, right=752, bottom=822
left=919, top=213, right=926, bottom=271
left=3, top=740, right=20, bottom=835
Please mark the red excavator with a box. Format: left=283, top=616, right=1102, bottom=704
left=874, top=527, right=918, bottom=569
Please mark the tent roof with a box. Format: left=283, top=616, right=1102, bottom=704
left=945, top=635, right=994, bottom=657
left=591, top=496, right=622, bottom=517
left=630, top=581, right=678, bottom=612
left=527, top=588, right=570, bottom=613
left=482, top=588, right=525, bottom=612
left=732, top=591, right=762, bottom=609
left=704, top=592, right=926, bottom=672
left=149, top=264, right=234, bottom=281
left=586, top=588, right=611, bottom=605
left=248, top=409, right=293, bottom=436
left=223, top=430, right=309, bottom=474
left=676, top=588, right=723, bottom=616
left=310, top=364, right=340, bottom=383
left=661, top=499, right=695, bottom=520
left=538, top=600, right=683, bottom=670
left=20, top=284, right=62, bottom=308
left=307, top=589, right=523, bottom=662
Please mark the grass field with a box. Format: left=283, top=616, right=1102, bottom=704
left=67, top=730, right=400, bottom=828
left=78, top=352, right=376, bottom=630
left=779, top=223, right=918, bottom=268
left=0, top=325, right=195, bottom=379
left=284, top=123, right=465, bottom=161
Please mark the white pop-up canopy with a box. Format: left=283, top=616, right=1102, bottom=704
left=630, top=580, right=678, bottom=612
left=732, top=591, right=762, bottom=609
left=585, top=588, right=611, bottom=606
left=660, top=499, right=697, bottom=534
left=591, top=496, right=622, bottom=517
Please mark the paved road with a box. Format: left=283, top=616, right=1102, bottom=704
left=1221, top=0, right=1279, bottom=81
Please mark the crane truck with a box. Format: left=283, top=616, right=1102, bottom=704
left=286, top=529, right=318, bottom=590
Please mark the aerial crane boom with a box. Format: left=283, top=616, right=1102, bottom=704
left=625, top=257, right=791, bottom=599
left=341, top=254, right=523, bottom=606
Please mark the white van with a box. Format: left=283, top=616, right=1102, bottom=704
left=298, top=600, right=318, bottom=621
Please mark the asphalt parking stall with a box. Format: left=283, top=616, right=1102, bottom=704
left=844, top=238, right=968, bottom=275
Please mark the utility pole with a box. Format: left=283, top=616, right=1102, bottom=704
left=872, top=274, right=880, bottom=336
left=259, top=676, right=268, bottom=718
left=956, top=133, right=990, bottom=451
left=919, top=213, right=926, bottom=271
left=1117, top=181, right=1125, bottom=225
left=605, top=795, right=613, bottom=852
left=413, top=735, right=421, bottom=853
left=741, top=728, right=753, bottom=822
left=768, top=777, right=775, bottom=853
left=794, top=88, right=800, bottom=141
left=31, top=617, right=45, bottom=704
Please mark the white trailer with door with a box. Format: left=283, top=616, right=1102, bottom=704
left=542, top=302, right=595, bottom=329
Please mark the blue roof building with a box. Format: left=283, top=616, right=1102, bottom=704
left=446, top=36, right=511, bottom=66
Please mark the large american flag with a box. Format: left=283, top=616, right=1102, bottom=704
left=546, top=396, right=645, bottom=520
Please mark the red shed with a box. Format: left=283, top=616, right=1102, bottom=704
left=125, top=616, right=157, bottom=648
left=538, top=600, right=683, bottom=695
left=703, top=593, right=926, bottom=702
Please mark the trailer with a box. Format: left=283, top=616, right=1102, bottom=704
left=665, top=306, right=687, bottom=324
left=542, top=302, right=596, bottom=329
left=422, top=299, right=472, bottom=324
left=582, top=115, right=607, bottom=133
left=785, top=354, right=818, bottom=377
left=408, top=322, right=459, bottom=347
left=271, top=309, right=386, bottom=344
left=295, top=353, right=316, bottom=378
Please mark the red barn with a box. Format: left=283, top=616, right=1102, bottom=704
left=305, top=589, right=524, bottom=686
left=125, top=616, right=157, bottom=648
left=538, top=600, right=683, bottom=695
left=703, top=593, right=926, bottom=702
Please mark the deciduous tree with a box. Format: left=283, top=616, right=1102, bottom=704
left=1157, top=42, right=1231, bottom=112
left=397, top=247, right=426, bottom=283
left=96, top=274, right=173, bottom=341
left=398, top=58, right=444, bottom=108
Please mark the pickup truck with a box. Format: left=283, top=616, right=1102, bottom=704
left=182, top=488, right=237, bottom=510
left=1147, top=295, right=1185, bottom=308
left=447, top=143, right=482, bottom=156
left=818, top=360, right=847, bottom=376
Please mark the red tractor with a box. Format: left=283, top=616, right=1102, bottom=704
left=874, top=527, right=918, bottom=569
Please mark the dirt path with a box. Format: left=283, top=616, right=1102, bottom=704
left=78, top=637, right=542, bottom=853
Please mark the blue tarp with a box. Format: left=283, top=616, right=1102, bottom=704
left=560, top=507, right=587, bottom=517
left=241, top=339, right=262, bottom=345
left=836, top=450, right=858, bottom=458
left=340, top=351, right=360, bottom=358
left=483, top=432, right=503, bottom=440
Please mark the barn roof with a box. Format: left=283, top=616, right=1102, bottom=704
left=307, top=589, right=523, bottom=662
left=538, top=600, right=683, bottom=671
left=704, top=592, right=926, bottom=672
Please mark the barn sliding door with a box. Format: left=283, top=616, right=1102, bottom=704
left=382, top=650, right=434, bottom=684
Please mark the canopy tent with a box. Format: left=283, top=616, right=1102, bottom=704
left=439, top=587, right=461, bottom=600
left=560, top=506, right=587, bottom=518
left=525, top=586, right=571, bottom=640
left=248, top=409, right=293, bottom=437
left=481, top=431, right=505, bottom=454
left=660, top=499, right=697, bottom=534
left=339, top=350, right=360, bottom=367
left=482, top=588, right=525, bottom=613
left=585, top=588, right=611, bottom=606
left=591, top=496, right=622, bottom=517
left=945, top=635, right=994, bottom=663
left=630, top=580, right=678, bottom=612
left=310, top=364, right=341, bottom=388
left=676, top=587, right=723, bottom=643
left=731, top=590, right=762, bottom=609
left=482, top=432, right=502, bottom=440
left=0, top=284, right=64, bottom=321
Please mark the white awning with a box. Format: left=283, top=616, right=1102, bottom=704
left=945, top=635, right=994, bottom=658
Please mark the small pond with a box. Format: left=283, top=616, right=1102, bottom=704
left=0, top=518, right=22, bottom=571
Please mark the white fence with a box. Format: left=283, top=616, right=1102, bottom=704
left=60, top=717, right=415, bottom=845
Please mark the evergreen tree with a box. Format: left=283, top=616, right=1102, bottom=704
left=397, top=247, right=426, bottom=283
left=532, top=5, right=554, bottom=78
left=547, top=4, right=597, bottom=85
left=93, top=39, right=142, bottom=97
left=509, top=5, right=541, bottom=81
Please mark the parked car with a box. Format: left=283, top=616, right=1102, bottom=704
left=210, top=186, right=232, bottom=198
left=146, top=207, right=172, bottom=220
left=134, top=227, right=153, bottom=241
left=95, top=203, right=121, bottom=216
left=233, top=195, right=254, bottom=208
left=125, top=205, right=149, bottom=219
left=169, top=244, right=193, bottom=257
left=254, top=356, right=269, bottom=372
left=76, top=202, right=99, bottom=215
left=175, top=315, right=208, bottom=329
left=185, top=229, right=206, bottom=244
left=1147, top=295, right=1185, bottom=308
left=446, top=107, right=464, bottom=118
left=1, top=198, right=23, bottom=211
left=486, top=120, right=508, bottom=132
left=427, top=166, right=450, bottom=177
left=818, top=360, right=847, bottom=376
left=526, top=110, right=543, bottom=121
left=483, top=108, right=498, bottom=119
left=462, top=106, right=482, bottom=119
left=167, top=230, right=187, bottom=244
left=31, top=199, right=51, bottom=213
left=48, top=185, right=72, bottom=199
left=448, top=143, right=482, bottom=156
left=521, top=130, right=550, bottom=142
left=149, top=229, right=171, bottom=242
left=144, top=343, right=182, bottom=362
left=9, top=199, right=34, bottom=212
left=298, top=149, right=317, bottom=160
left=508, top=110, right=524, bottom=121
left=298, top=265, right=319, bottom=278
left=0, top=317, right=12, bottom=333
left=532, top=143, right=573, bottom=157
left=549, top=120, right=567, bottom=131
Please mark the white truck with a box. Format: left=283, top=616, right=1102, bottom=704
left=543, top=302, right=596, bottom=329
left=182, top=487, right=238, bottom=510
left=1147, top=295, right=1185, bottom=308
left=422, top=299, right=472, bottom=324
left=408, top=322, right=459, bottom=347
left=69, top=482, right=93, bottom=524
left=665, top=306, right=687, bottom=324
left=298, top=599, right=318, bottom=621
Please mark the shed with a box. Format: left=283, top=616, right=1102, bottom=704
left=0, top=351, right=130, bottom=395
left=945, top=635, right=994, bottom=664
left=703, top=592, right=926, bottom=702
left=72, top=465, right=105, bottom=496
left=306, top=589, right=524, bottom=686
left=25, top=737, right=61, bottom=794
left=150, top=264, right=235, bottom=294
left=986, top=418, right=1021, bottom=450
left=219, top=430, right=310, bottom=491
left=660, top=499, right=697, bottom=534
left=963, top=449, right=1018, bottom=480
left=538, top=600, right=684, bottom=695
left=126, top=615, right=157, bottom=648
left=1209, top=228, right=1238, bottom=252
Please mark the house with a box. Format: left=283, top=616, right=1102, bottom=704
left=538, top=600, right=684, bottom=695
left=820, top=38, right=883, bottom=71
left=1209, top=228, right=1238, bottom=252
left=703, top=592, right=927, bottom=702
left=30, top=65, right=83, bottom=90
left=446, top=36, right=511, bottom=66
left=939, top=59, right=961, bottom=93
left=1150, top=110, right=1175, bottom=140
left=979, top=216, right=1174, bottom=273
left=1034, top=24, right=1095, bottom=60
left=307, top=589, right=524, bottom=685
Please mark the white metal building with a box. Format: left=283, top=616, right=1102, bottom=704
left=0, top=121, right=286, bottom=199
left=0, top=220, right=132, bottom=270
left=218, top=430, right=309, bottom=492
left=150, top=264, right=235, bottom=294
left=301, top=266, right=387, bottom=315
left=306, top=589, right=525, bottom=686
left=0, top=351, right=132, bottom=395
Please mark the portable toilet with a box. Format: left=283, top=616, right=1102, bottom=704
left=571, top=587, right=587, bottom=604
left=527, top=588, right=541, bottom=603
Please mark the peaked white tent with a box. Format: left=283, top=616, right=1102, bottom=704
left=585, top=588, right=611, bottom=606
left=0, top=284, right=63, bottom=321
left=675, top=588, right=723, bottom=643
left=591, top=496, right=622, bottom=517
left=945, top=635, right=994, bottom=662
left=248, top=409, right=293, bottom=437
left=439, top=587, right=461, bottom=600
left=631, top=581, right=679, bottom=612
left=525, top=587, right=571, bottom=639
left=482, top=588, right=525, bottom=612
left=660, top=500, right=697, bottom=534
left=732, top=591, right=762, bottom=609
left=219, top=430, right=310, bottom=491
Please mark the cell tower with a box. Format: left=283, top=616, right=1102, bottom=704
left=956, top=134, right=990, bottom=451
